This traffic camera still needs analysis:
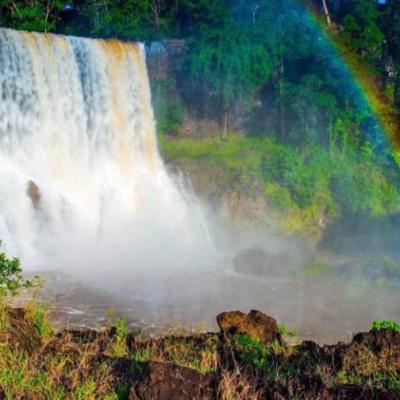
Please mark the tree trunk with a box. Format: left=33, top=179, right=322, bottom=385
left=321, top=0, right=332, bottom=26
left=395, top=72, right=400, bottom=109
left=278, top=60, right=287, bottom=142
left=150, top=0, right=161, bottom=31
left=223, top=111, right=228, bottom=139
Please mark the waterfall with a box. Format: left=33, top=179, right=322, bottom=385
left=0, top=28, right=211, bottom=273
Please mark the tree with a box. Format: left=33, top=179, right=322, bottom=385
left=382, top=0, right=400, bottom=107
left=342, top=0, right=384, bottom=62
left=0, top=0, right=65, bottom=32
left=0, top=250, right=35, bottom=296
left=182, top=0, right=273, bottom=137
left=321, top=0, right=332, bottom=26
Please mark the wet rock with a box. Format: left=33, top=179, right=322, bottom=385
left=233, top=247, right=291, bottom=277
left=217, top=309, right=280, bottom=343
left=130, top=362, right=215, bottom=400
left=26, top=180, right=41, bottom=208
left=233, top=248, right=268, bottom=276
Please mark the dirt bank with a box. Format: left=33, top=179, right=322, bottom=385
left=1, top=305, right=399, bottom=399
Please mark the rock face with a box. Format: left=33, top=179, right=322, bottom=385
left=130, top=362, right=215, bottom=400
left=146, top=40, right=186, bottom=80
left=217, top=309, right=280, bottom=344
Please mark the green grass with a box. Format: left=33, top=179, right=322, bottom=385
left=233, top=334, right=270, bottom=371
left=108, top=318, right=129, bottom=358
left=25, top=301, right=53, bottom=341
left=278, top=322, right=298, bottom=338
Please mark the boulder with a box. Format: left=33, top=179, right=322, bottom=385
left=233, top=247, right=291, bottom=277
left=216, top=309, right=280, bottom=344
left=130, top=362, right=215, bottom=400
left=26, top=180, right=41, bottom=208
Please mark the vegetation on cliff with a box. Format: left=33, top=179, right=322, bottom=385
left=161, top=134, right=400, bottom=237
left=1, top=0, right=400, bottom=237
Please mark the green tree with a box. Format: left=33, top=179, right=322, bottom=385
left=0, top=250, right=33, bottom=296
left=183, top=0, right=274, bottom=137
left=382, top=0, right=400, bottom=107
left=0, top=0, right=65, bottom=32
left=342, top=0, right=384, bottom=62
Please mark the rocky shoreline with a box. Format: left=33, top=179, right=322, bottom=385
left=1, top=305, right=399, bottom=399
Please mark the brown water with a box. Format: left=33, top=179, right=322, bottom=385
left=12, top=265, right=400, bottom=345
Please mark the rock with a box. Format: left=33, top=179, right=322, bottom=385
left=216, top=309, right=280, bottom=344
left=233, top=247, right=292, bottom=277
left=331, top=384, right=375, bottom=399
left=26, top=180, right=41, bottom=208
left=233, top=248, right=268, bottom=276
left=351, top=329, right=400, bottom=370
left=131, top=362, right=215, bottom=400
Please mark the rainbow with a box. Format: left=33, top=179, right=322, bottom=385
left=296, top=0, right=399, bottom=154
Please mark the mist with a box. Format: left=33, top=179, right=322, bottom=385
left=1, top=27, right=400, bottom=346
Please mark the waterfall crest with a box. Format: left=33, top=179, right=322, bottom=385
left=0, top=28, right=210, bottom=272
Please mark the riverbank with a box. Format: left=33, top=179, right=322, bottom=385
left=0, top=304, right=399, bottom=399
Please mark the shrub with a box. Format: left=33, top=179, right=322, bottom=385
left=371, top=320, right=400, bottom=333
left=278, top=323, right=298, bottom=338
left=0, top=250, right=34, bottom=296
left=109, top=318, right=129, bottom=357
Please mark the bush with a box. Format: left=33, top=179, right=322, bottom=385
left=371, top=320, right=400, bottom=333
left=0, top=251, right=33, bottom=296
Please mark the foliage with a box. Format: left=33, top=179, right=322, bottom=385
left=108, top=318, right=129, bottom=358
left=161, top=133, right=400, bottom=236
left=25, top=301, right=53, bottom=340
left=278, top=323, right=297, bottom=338
left=152, top=80, right=185, bottom=135
left=371, top=320, right=400, bottom=334
left=233, top=334, right=269, bottom=371
left=161, top=336, right=219, bottom=374
left=0, top=251, right=34, bottom=296
left=0, top=0, right=65, bottom=32
left=341, top=0, right=384, bottom=62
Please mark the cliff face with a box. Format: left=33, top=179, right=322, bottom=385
left=146, top=41, right=268, bottom=229
left=146, top=40, right=222, bottom=138
left=146, top=40, right=186, bottom=80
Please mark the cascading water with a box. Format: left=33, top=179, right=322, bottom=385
left=0, top=28, right=212, bottom=274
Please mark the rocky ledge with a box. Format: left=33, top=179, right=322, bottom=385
left=1, top=306, right=399, bottom=399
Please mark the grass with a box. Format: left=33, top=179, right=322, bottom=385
left=25, top=301, right=53, bottom=341
left=0, top=303, right=399, bottom=398
left=107, top=318, right=129, bottom=358
left=278, top=322, right=298, bottom=338
left=160, top=336, right=219, bottom=374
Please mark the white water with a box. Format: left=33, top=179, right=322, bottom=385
left=0, top=28, right=212, bottom=275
